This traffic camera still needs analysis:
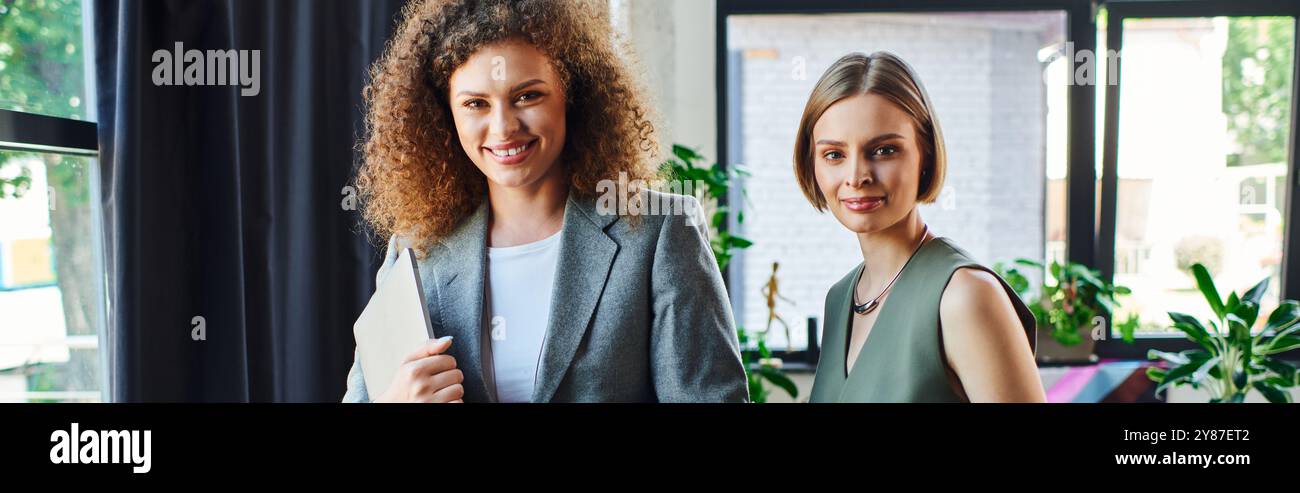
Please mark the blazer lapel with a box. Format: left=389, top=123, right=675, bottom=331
left=531, top=195, right=619, bottom=402
left=425, top=201, right=496, bottom=402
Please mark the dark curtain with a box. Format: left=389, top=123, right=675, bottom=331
left=93, top=0, right=405, bottom=402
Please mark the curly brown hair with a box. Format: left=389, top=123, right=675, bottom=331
left=356, top=0, right=661, bottom=256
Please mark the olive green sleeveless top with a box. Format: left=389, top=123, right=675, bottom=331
left=808, top=238, right=1036, bottom=403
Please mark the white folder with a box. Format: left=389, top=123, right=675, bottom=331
left=353, top=247, right=436, bottom=399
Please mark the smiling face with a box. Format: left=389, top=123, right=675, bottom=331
left=448, top=39, right=567, bottom=191
left=812, top=92, right=925, bottom=235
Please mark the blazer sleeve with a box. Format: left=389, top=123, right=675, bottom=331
left=341, top=235, right=407, bottom=403
left=342, top=350, right=371, bottom=403
left=649, top=195, right=750, bottom=403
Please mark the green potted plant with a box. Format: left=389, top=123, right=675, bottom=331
left=736, top=326, right=799, bottom=403
left=997, top=258, right=1138, bottom=363
left=662, top=144, right=796, bottom=402
left=1146, top=264, right=1300, bottom=403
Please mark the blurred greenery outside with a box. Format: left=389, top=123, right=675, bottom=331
left=0, top=0, right=100, bottom=401
left=1223, top=18, right=1294, bottom=169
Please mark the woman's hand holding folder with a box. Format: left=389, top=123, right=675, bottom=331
left=373, top=336, right=465, bottom=403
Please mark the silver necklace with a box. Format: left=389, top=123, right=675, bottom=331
left=852, top=225, right=930, bottom=316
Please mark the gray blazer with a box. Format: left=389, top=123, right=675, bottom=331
left=342, top=191, right=749, bottom=402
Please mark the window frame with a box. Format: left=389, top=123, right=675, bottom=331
left=1094, top=0, right=1300, bottom=360
left=0, top=110, right=97, bottom=156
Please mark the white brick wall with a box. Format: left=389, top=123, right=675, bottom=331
left=727, top=13, right=1060, bottom=350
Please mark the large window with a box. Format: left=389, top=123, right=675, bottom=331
left=1110, top=16, right=1293, bottom=335
left=1097, top=1, right=1300, bottom=359
left=0, top=0, right=105, bottom=402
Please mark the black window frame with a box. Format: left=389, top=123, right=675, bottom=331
left=1094, top=0, right=1300, bottom=360
left=0, top=110, right=98, bottom=156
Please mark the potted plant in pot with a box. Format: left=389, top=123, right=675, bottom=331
left=997, top=259, right=1139, bottom=363
left=1146, top=264, right=1300, bottom=403
left=737, top=326, right=799, bottom=403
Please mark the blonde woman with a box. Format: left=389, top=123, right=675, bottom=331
left=795, top=52, right=1045, bottom=403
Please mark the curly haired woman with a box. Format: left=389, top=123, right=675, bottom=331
left=342, top=0, right=747, bottom=403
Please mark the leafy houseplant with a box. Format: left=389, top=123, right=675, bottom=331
left=736, top=326, right=799, bottom=403
left=661, top=144, right=796, bottom=402
left=660, top=145, right=753, bottom=271
left=997, top=258, right=1139, bottom=349
left=1146, top=264, right=1300, bottom=403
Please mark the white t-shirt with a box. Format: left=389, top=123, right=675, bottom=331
left=486, top=230, right=562, bottom=403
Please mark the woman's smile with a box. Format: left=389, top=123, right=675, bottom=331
left=840, top=195, right=886, bottom=213
left=483, top=138, right=539, bottom=165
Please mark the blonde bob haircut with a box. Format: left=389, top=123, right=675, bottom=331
left=793, top=51, right=947, bottom=210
